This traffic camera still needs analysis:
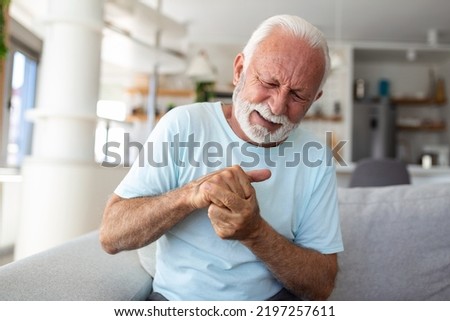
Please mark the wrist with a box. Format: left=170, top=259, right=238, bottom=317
left=179, top=182, right=203, bottom=213
left=241, top=218, right=271, bottom=246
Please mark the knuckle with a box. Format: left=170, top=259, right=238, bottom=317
left=222, top=194, right=236, bottom=207
left=221, top=169, right=234, bottom=180
left=231, top=164, right=243, bottom=172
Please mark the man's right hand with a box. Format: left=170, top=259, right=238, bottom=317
left=187, top=165, right=271, bottom=211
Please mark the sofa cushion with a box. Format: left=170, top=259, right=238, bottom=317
left=0, top=231, right=153, bottom=300
left=330, top=183, right=450, bottom=300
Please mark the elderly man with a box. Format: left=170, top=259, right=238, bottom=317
left=100, top=14, right=343, bottom=301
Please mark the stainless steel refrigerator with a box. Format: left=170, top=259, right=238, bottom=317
left=352, top=99, right=396, bottom=162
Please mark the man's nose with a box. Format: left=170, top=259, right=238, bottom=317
left=269, top=91, right=288, bottom=116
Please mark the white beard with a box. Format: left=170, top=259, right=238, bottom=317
left=232, top=83, right=299, bottom=144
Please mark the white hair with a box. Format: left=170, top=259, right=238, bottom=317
left=242, top=14, right=331, bottom=91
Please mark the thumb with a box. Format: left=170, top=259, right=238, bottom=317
left=246, top=169, right=271, bottom=183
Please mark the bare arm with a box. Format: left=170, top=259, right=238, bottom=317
left=241, top=222, right=337, bottom=300
left=99, top=186, right=196, bottom=254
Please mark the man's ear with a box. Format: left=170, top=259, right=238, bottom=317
left=314, top=90, right=323, bottom=101
left=233, top=53, right=245, bottom=86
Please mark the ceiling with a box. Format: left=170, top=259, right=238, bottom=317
left=110, top=0, right=450, bottom=85
left=9, top=0, right=450, bottom=84
left=141, top=0, right=450, bottom=46
left=11, top=0, right=450, bottom=47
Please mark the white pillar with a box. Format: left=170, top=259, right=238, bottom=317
left=15, top=0, right=106, bottom=259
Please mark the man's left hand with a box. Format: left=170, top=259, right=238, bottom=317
left=205, top=166, right=271, bottom=240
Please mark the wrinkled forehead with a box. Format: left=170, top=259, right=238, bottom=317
left=252, top=31, right=324, bottom=66
left=254, top=34, right=325, bottom=72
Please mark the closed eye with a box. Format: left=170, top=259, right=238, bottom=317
left=260, top=78, right=278, bottom=88
left=291, top=91, right=308, bottom=102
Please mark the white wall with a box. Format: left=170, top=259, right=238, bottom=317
left=188, top=43, right=243, bottom=92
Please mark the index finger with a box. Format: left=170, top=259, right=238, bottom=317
left=245, top=169, right=272, bottom=183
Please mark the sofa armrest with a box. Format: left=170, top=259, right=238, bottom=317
left=0, top=231, right=153, bottom=300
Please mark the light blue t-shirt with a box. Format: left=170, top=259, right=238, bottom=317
left=114, top=101, right=343, bottom=300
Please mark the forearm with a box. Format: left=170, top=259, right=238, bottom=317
left=241, top=221, right=337, bottom=300
left=100, top=186, right=195, bottom=254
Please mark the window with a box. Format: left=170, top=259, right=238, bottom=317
left=6, top=50, right=37, bottom=166
left=0, top=38, right=39, bottom=167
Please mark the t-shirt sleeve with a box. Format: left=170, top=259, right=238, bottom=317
left=114, top=110, right=180, bottom=199
left=294, top=152, right=344, bottom=254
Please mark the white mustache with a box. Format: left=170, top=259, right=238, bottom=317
left=252, top=104, right=291, bottom=126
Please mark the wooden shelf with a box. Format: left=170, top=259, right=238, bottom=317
left=158, top=88, right=195, bottom=97
left=364, top=97, right=447, bottom=106
left=303, top=115, right=343, bottom=122
left=391, top=97, right=447, bottom=106
left=397, top=123, right=446, bottom=132
left=126, top=87, right=195, bottom=97
left=125, top=114, right=148, bottom=123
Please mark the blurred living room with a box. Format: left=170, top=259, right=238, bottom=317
left=0, top=0, right=450, bottom=304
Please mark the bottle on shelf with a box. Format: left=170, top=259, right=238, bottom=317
left=434, top=78, right=447, bottom=104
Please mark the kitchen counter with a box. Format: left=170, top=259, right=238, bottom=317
left=336, top=163, right=450, bottom=187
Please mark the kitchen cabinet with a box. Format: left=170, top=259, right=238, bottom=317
left=394, top=98, right=446, bottom=132
left=394, top=98, right=448, bottom=165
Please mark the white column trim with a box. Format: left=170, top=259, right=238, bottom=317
left=40, top=16, right=104, bottom=33
left=26, top=109, right=98, bottom=123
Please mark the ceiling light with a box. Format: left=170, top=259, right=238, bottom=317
left=186, top=51, right=216, bottom=82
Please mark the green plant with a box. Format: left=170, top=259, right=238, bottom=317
left=0, top=0, right=10, bottom=60
left=195, top=81, right=215, bottom=102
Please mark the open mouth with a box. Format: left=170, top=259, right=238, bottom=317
left=252, top=110, right=282, bottom=132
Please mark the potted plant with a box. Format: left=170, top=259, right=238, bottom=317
left=0, top=0, right=9, bottom=132
left=0, top=0, right=10, bottom=60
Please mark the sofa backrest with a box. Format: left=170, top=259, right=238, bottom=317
left=330, top=183, right=450, bottom=300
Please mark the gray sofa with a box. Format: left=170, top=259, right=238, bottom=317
left=1, top=182, right=449, bottom=300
